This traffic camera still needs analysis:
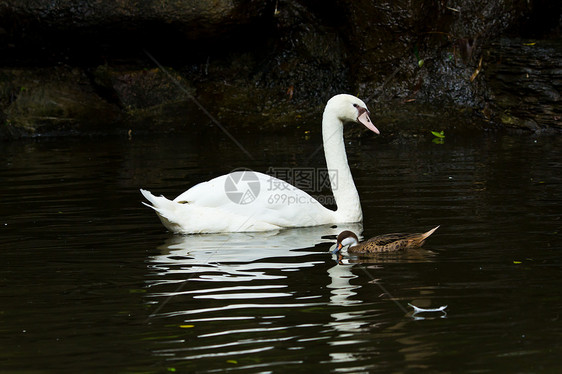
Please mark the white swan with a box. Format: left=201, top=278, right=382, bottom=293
left=141, top=94, right=379, bottom=234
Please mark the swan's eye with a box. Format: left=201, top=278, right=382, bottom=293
left=353, top=103, right=359, bottom=108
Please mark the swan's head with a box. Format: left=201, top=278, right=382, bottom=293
left=332, top=230, right=360, bottom=254
left=326, top=94, right=380, bottom=134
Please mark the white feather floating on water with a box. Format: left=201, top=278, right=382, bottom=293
left=408, top=303, right=448, bottom=314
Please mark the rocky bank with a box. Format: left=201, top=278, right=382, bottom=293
left=0, top=0, right=560, bottom=138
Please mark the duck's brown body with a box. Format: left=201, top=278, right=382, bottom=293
left=336, top=226, right=439, bottom=254
left=350, top=231, right=434, bottom=253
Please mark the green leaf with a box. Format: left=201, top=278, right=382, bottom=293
left=431, top=131, right=445, bottom=138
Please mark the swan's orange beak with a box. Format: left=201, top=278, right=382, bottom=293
left=357, top=107, right=379, bottom=135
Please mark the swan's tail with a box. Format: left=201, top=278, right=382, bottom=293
left=140, top=189, right=176, bottom=215
left=421, top=225, right=440, bottom=240
left=140, top=189, right=185, bottom=233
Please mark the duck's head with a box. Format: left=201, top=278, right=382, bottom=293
left=325, top=94, right=380, bottom=135
left=332, top=230, right=360, bottom=254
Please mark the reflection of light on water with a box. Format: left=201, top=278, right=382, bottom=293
left=146, top=224, right=363, bottom=319
left=326, top=352, right=361, bottom=363
left=145, top=222, right=418, bottom=368
left=147, top=223, right=363, bottom=285
left=152, top=285, right=294, bottom=300
left=326, top=243, right=377, bottom=337
left=165, top=346, right=277, bottom=361
left=155, top=302, right=326, bottom=319
left=195, top=292, right=291, bottom=300
left=327, top=263, right=359, bottom=306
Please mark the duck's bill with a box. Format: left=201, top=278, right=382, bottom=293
left=358, top=111, right=380, bottom=134
left=331, top=243, right=343, bottom=254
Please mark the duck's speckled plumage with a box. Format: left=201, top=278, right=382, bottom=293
left=335, top=226, right=439, bottom=254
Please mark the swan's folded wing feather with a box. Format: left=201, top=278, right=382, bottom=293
left=172, top=171, right=334, bottom=228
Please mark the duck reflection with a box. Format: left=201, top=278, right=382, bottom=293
left=335, top=247, right=439, bottom=265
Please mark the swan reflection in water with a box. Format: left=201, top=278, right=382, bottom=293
left=145, top=223, right=363, bottom=317
left=147, top=223, right=360, bottom=281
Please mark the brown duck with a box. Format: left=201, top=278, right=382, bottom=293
left=333, top=226, right=439, bottom=254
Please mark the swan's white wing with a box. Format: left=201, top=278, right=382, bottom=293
left=170, top=171, right=335, bottom=230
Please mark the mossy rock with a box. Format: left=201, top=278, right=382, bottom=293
left=0, top=67, right=121, bottom=137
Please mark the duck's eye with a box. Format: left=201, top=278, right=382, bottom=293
left=353, top=103, right=358, bottom=108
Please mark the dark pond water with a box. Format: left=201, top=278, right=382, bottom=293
left=1, top=128, right=561, bottom=373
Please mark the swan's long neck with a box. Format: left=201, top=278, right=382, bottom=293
left=322, top=111, right=362, bottom=222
